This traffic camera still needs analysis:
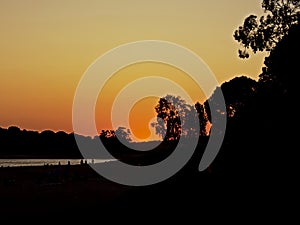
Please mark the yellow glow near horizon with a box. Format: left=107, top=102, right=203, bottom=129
left=129, top=96, right=159, bottom=140
left=95, top=62, right=206, bottom=140
left=0, top=0, right=266, bottom=137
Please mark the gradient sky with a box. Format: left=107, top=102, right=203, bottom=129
left=0, top=0, right=267, bottom=140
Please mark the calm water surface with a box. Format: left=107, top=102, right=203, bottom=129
left=0, top=159, right=113, bottom=167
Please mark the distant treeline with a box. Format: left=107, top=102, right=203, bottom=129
left=0, top=126, right=156, bottom=160
left=0, top=125, right=208, bottom=167
left=0, top=127, right=82, bottom=158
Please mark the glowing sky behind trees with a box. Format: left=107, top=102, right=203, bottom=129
left=0, top=0, right=266, bottom=140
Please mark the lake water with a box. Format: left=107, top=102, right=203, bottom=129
left=0, top=159, right=114, bottom=167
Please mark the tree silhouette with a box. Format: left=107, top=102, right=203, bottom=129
left=259, top=22, right=300, bottom=92
left=234, top=0, right=300, bottom=58
left=151, top=95, right=198, bottom=141
left=100, top=129, right=116, bottom=140
left=203, top=76, right=257, bottom=142
left=100, top=127, right=131, bottom=143
left=220, top=76, right=258, bottom=119
left=115, top=127, right=132, bottom=143
left=195, top=102, right=209, bottom=136
left=204, top=87, right=226, bottom=126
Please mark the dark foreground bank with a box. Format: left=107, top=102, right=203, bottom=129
left=0, top=161, right=287, bottom=220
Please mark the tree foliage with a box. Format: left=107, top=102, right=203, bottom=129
left=259, top=22, right=300, bottom=90
left=195, top=102, right=209, bottom=136
left=234, top=0, right=300, bottom=58
left=115, top=127, right=132, bottom=142
left=220, top=76, right=258, bottom=118
left=100, top=127, right=132, bottom=143
left=151, top=95, right=199, bottom=141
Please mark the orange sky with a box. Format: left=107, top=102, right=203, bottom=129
left=0, top=0, right=267, bottom=140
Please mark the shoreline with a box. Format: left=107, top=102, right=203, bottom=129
left=0, top=158, right=115, bottom=168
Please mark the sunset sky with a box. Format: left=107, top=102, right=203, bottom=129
left=0, top=0, right=267, bottom=141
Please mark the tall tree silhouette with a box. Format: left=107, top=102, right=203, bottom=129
left=234, top=0, right=300, bottom=58
left=152, top=95, right=198, bottom=141
left=195, top=102, right=208, bottom=136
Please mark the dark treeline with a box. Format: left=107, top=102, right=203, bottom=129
left=0, top=124, right=208, bottom=166
left=0, top=127, right=82, bottom=158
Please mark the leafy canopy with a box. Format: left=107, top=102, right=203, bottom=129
left=234, top=0, right=300, bottom=58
